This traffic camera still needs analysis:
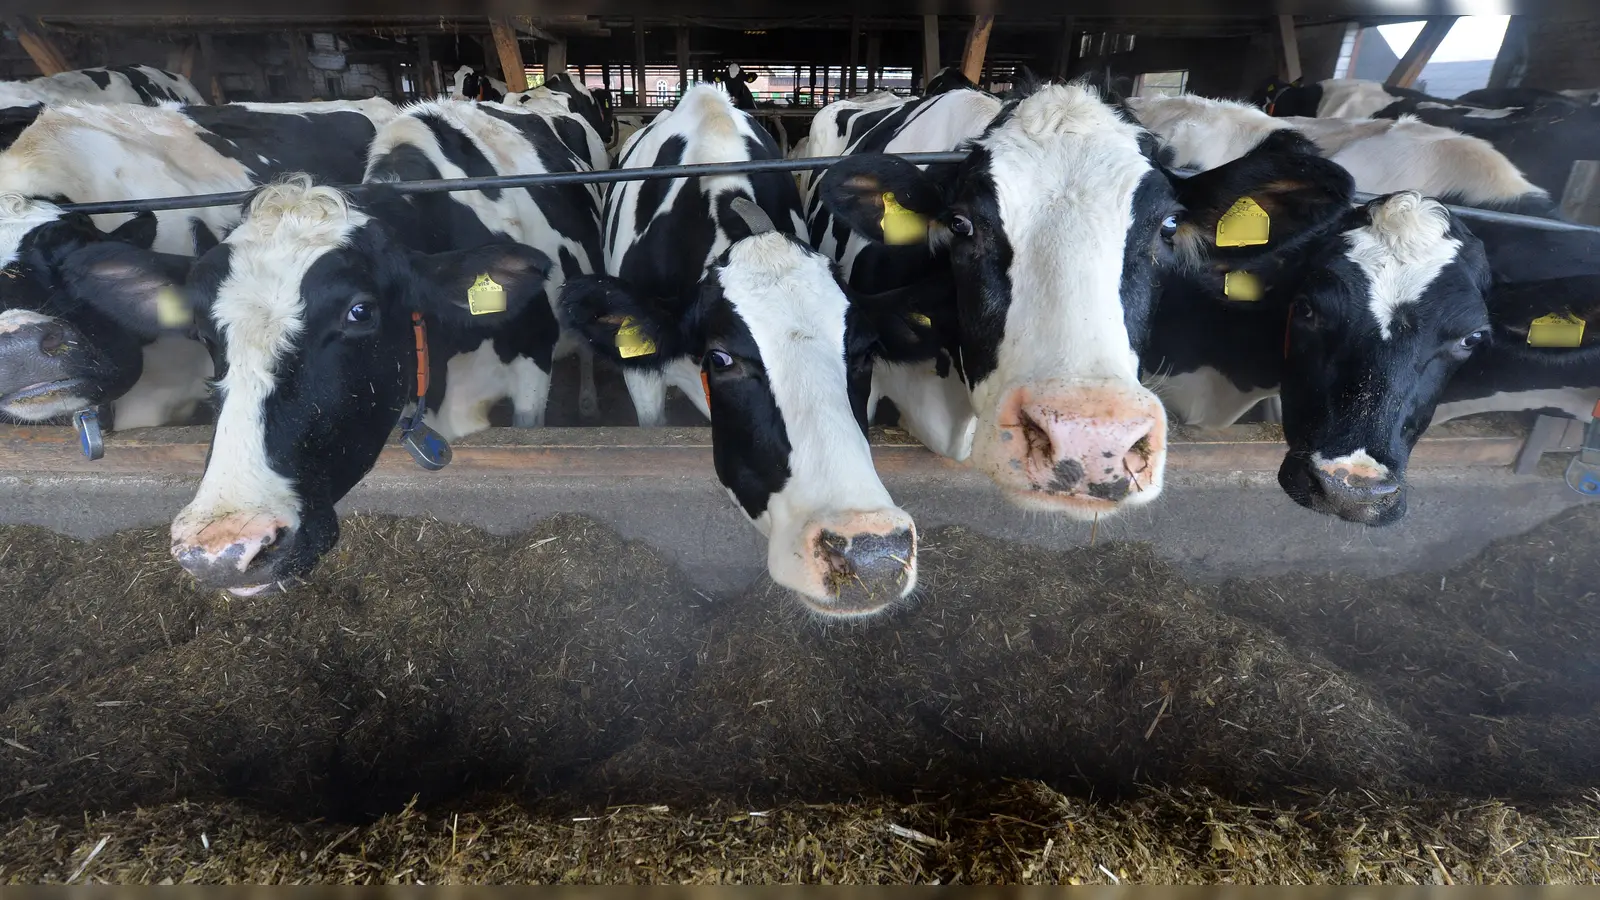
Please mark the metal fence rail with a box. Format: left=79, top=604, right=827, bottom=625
left=54, top=152, right=1600, bottom=236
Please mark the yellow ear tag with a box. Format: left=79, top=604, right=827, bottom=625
left=880, top=192, right=927, bottom=246
left=1216, top=197, right=1271, bottom=247
left=615, top=316, right=657, bottom=359
left=1527, top=312, right=1586, bottom=348
left=467, top=274, right=507, bottom=315
left=1223, top=270, right=1262, bottom=301
left=155, top=286, right=191, bottom=328
left=909, top=312, right=933, bottom=327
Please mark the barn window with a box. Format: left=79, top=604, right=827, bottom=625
left=1134, top=70, right=1188, bottom=98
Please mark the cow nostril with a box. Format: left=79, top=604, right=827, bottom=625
left=38, top=327, right=65, bottom=355
left=1018, top=409, right=1053, bottom=463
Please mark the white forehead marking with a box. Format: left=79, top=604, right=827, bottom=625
left=0, top=192, right=66, bottom=267
left=978, top=83, right=1155, bottom=389
left=0, top=308, right=56, bottom=333
left=1344, top=192, right=1461, bottom=341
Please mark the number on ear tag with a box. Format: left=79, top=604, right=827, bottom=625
left=155, top=287, right=192, bottom=329
left=1528, top=312, right=1586, bottom=348
left=880, top=192, right=928, bottom=246
left=1216, top=197, right=1271, bottom=247
left=403, top=421, right=452, bottom=471
left=1223, top=270, right=1262, bottom=301
left=615, top=317, right=657, bottom=359
left=467, top=274, right=507, bottom=315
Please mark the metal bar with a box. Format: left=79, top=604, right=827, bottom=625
left=56, top=152, right=971, bottom=216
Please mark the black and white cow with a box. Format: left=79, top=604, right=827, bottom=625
left=0, top=65, right=206, bottom=112
left=0, top=99, right=397, bottom=429
left=1129, top=93, right=1557, bottom=218
left=708, top=64, right=758, bottom=111
left=811, top=74, right=1356, bottom=519
left=1255, top=78, right=1434, bottom=119
left=449, top=66, right=507, bottom=103
left=561, top=85, right=936, bottom=616
left=499, top=78, right=611, bottom=172
left=168, top=99, right=603, bottom=595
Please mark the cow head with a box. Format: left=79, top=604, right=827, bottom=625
left=0, top=196, right=195, bottom=422
left=1253, top=78, right=1313, bottom=117
left=710, top=64, right=757, bottom=110
left=170, top=178, right=552, bottom=595
left=562, top=198, right=941, bottom=617
left=820, top=85, right=1353, bottom=520
left=1276, top=192, right=1492, bottom=526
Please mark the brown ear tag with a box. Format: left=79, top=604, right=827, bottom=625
left=1223, top=270, right=1262, bottom=301
left=615, top=316, right=657, bottom=359
left=1528, top=313, right=1586, bottom=348
left=880, top=192, right=928, bottom=246
left=467, top=274, right=507, bottom=315
left=1216, top=197, right=1271, bottom=247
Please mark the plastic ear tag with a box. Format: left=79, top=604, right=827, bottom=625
left=1528, top=313, right=1586, bottom=348
left=466, top=274, right=507, bottom=316
left=73, top=408, right=104, bottom=461
left=402, top=421, right=452, bottom=471
left=1223, top=270, right=1262, bottom=301
left=155, top=287, right=191, bottom=329
left=1215, top=197, right=1271, bottom=247
left=700, top=369, right=712, bottom=414
left=880, top=192, right=927, bottom=246
left=615, top=317, right=657, bottom=359
left=909, top=312, right=933, bottom=327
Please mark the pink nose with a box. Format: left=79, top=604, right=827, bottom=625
left=170, top=514, right=292, bottom=588
left=792, top=510, right=917, bottom=617
left=986, top=384, right=1166, bottom=506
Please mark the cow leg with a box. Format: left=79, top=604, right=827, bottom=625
left=509, top=356, right=551, bottom=429
left=623, top=367, right=668, bottom=426
left=436, top=343, right=503, bottom=439
left=873, top=362, right=976, bottom=461
left=576, top=342, right=600, bottom=421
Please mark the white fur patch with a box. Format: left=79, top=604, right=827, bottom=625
left=1343, top=192, right=1462, bottom=340
left=0, top=307, right=56, bottom=333
left=0, top=193, right=65, bottom=266
left=1311, top=448, right=1391, bottom=479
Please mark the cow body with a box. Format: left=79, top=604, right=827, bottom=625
left=0, top=65, right=206, bottom=112
left=562, top=86, right=931, bottom=615
left=1130, top=93, right=1554, bottom=216
left=1257, top=78, right=1430, bottom=119
left=0, top=99, right=396, bottom=427
left=498, top=80, right=610, bottom=172
left=170, top=97, right=603, bottom=595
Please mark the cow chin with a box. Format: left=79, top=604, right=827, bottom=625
left=765, top=509, right=919, bottom=619
left=1278, top=451, right=1409, bottom=527
left=970, top=379, right=1169, bottom=519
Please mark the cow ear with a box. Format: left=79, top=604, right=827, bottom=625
left=848, top=276, right=956, bottom=364
left=59, top=242, right=195, bottom=340
left=818, top=154, right=947, bottom=247
left=559, top=274, right=691, bottom=367
left=403, top=243, right=551, bottom=325
left=105, top=211, right=158, bottom=250
left=1170, top=129, right=1353, bottom=267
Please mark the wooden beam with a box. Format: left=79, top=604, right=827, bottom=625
left=416, top=33, right=435, bottom=97
left=959, top=15, right=994, bottom=85
left=1560, top=160, right=1600, bottom=226
left=176, top=39, right=198, bottom=81
left=1276, top=15, right=1302, bottom=83
left=1385, top=16, right=1457, bottom=89
left=1053, top=16, right=1076, bottom=81
left=633, top=16, right=646, bottom=104
left=1487, top=14, right=1529, bottom=89
left=3, top=16, right=72, bottom=76
left=196, top=33, right=223, bottom=103
left=865, top=31, right=880, bottom=92
left=675, top=25, right=689, bottom=97
left=488, top=17, right=528, bottom=92
left=846, top=13, right=859, bottom=96
left=922, top=15, right=940, bottom=87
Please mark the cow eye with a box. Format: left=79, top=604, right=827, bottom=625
left=346, top=301, right=372, bottom=324
left=707, top=349, right=735, bottom=371
left=1161, top=214, right=1179, bottom=237
left=1294, top=302, right=1318, bottom=326
left=1459, top=330, right=1487, bottom=351
left=949, top=214, right=974, bottom=237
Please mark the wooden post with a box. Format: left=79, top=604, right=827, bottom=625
left=1276, top=15, right=1302, bottom=83
left=633, top=16, right=646, bottom=104
left=865, top=31, right=880, bottom=92
left=675, top=25, right=689, bottom=96
left=1385, top=16, right=1458, bottom=89
left=3, top=16, right=72, bottom=76
left=176, top=39, right=198, bottom=81
left=1487, top=15, right=1529, bottom=89
left=959, top=15, right=994, bottom=85
left=922, top=15, right=940, bottom=87
left=196, top=33, right=223, bottom=103
left=416, top=34, right=436, bottom=97
left=809, top=62, right=817, bottom=105
left=847, top=14, right=860, bottom=96
left=1053, top=17, right=1076, bottom=80
left=488, top=17, right=528, bottom=92
left=545, top=39, right=568, bottom=77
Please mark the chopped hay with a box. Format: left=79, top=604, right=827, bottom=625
left=4, top=783, right=1600, bottom=883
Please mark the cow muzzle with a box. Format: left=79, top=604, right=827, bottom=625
left=1279, top=450, right=1408, bottom=526
left=975, top=381, right=1168, bottom=517
left=772, top=509, right=918, bottom=618
left=170, top=513, right=299, bottom=595
left=0, top=314, right=98, bottom=421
